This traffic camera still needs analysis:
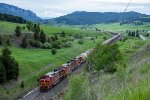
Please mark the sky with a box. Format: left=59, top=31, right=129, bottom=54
left=0, top=0, right=150, bottom=18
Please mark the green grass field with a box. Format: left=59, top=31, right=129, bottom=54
left=92, top=22, right=150, bottom=33
left=0, top=21, right=109, bottom=99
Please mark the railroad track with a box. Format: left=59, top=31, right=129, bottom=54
left=21, top=33, right=122, bottom=100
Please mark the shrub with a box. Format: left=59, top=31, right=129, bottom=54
left=51, top=48, right=57, bottom=55
left=20, top=81, right=24, bottom=88
left=61, top=31, right=66, bottom=37
left=88, top=44, right=123, bottom=73
left=42, top=42, right=51, bottom=49
left=74, top=34, right=83, bottom=39
left=64, top=42, right=72, bottom=48
left=6, top=39, right=11, bottom=46
left=91, top=37, right=94, bottom=41
left=21, top=36, right=28, bottom=48
left=35, top=41, right=42, bottom=48
left=0, top=36, right=2, bottom=45
left=52, top=41, right=61, bottom=49
left=78, top=39, right=83, bottom=45
left=15, top=25, right=21, bottom=37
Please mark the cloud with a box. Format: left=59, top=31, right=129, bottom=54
left=39, top=10, right=67, bottom=18
left=0, top=0, right=150, bottom=17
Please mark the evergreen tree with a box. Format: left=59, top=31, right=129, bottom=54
left=15, top=25, right=21, bottom=37
left=40, top=30, right=46, bottom=43
left=37, top=23, right=40, bottom=32
left=0, top=36, right=2, bottom=45
left=20, top=81, right=24, bottom=88
left=34, top=32, right=40, bottom=41
left=26, top=21, right=33, bottom=31
left=0, top=48, right=19, bottom=80
left=54, top=35, right=58, bottom=40
left=136, top=33, right=139, bottom=37
left=21, top=36, right=28, bottom=48
left=128, top=31, right=131, bottom=36
left=6, top=39, right=11, bottom=46
left=61, top=31, right=66, bottom=37
left=0, top=62, right=6, bottom=84
left=51, top=48, right=57, bottom=55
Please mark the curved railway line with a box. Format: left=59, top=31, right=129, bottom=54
left=21, top=33, right=122, bottom=100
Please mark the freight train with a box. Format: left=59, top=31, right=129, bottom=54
left=39, top=34, right=121, bottom=92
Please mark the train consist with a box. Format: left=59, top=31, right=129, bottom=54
left=39, top=34, right=121, bottom=92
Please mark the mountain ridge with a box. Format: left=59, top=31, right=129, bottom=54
left=0, top=3, right=41, bottom=21
left=49, top=11, right=149, bottom=25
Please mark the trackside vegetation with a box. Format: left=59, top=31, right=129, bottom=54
left=63, top=36, right=150, bottom=100
left=88, top=43, right=124, bottom=73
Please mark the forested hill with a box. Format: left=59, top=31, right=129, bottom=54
left=0, top=3, right=41, bottom=21
left=51, top=11, right=149, bottom=25
left=0, top=13, right=26, bottom=23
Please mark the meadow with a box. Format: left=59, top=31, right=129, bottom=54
left=92, top=22, right=150, bottom=33
left=0, top=21, right=109, bottom=99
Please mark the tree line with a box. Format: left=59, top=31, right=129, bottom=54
left=0, top=13, right=26, bottom=24
left=0, top=48, right=19, bottom=84
left=15, top=22, right=75, bottom=55
left=126, top=30, right=139, bottom=37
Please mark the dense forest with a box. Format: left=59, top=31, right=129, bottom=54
left=51, top=11, right=150, bottom=25
left=0, top=13, right=26, bottom=23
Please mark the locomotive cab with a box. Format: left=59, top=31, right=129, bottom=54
left=39, top=75, right=53, bottom=91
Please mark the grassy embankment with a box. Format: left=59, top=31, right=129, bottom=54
left=63, top=35, right=150, bottom=100
left=0, top=21, right=109, bottom=99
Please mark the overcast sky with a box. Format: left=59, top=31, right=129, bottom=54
left=0, top=0, right=150, bottom=18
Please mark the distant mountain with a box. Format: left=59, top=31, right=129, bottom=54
left=51, top=11, right=149, bottom=25
left=0, top=3, right=42, bottom=21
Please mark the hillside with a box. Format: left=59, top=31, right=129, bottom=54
left=0, top=13, right=26, bottom=23
left=0, top=21, right=109, bottom=99
left=50, top=11, right=149, bottom=25
left=0, top=3, right=41, bottom=21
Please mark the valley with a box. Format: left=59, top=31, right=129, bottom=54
left=0, top=1, right=150, bottom=100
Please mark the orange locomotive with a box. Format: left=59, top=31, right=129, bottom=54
left=39, top=53, right=87, bottom=92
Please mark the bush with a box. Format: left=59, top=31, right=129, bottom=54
left=52, top=41, right=61, bottom=49
left=78, top=39, right=83, bottom=45
left=42, top=42, right=51, bottom=49
left=51, top=48, right=57, bottom=55
left=20, top=81, right=24, bottom=88
left=35, top=41, right=42, bottom=48
left=88, top=44, right=123, bottom=73
left=6, top=39, right=11, bottom=46
left=91, top=37, right=94, bottom=41
left=74, top=34, right=83, bottom=39
left=64, top=42, right=72, bottom=48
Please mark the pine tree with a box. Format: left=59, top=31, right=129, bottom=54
left=0, top=36, right=2, bottom=45
left=15, top=25, right=21, bottom=37
left=6, top=39, right=11, bottom=46
left=21, top=36, right=28, bottom=48
left=20, top=81, right=24, bottom=88
left=34, top=32, right=40, bottom=41
left=61, top=31, right=66, bottom=37
left=54, top=35, right=58, bottom=40
left=1, top=48, right=19, bottom=80
left=40, top=30, right=46, bottom=43
left=0, top=62, right=6, bottom=84
left=51, top=48, right=57, bottom=55
left=26, top=21, right=33, bottom=31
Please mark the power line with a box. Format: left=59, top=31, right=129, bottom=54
left=124, top=0, right=133, bottom=13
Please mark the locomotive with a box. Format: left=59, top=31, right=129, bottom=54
left=39, top=34, right=121, bottom=92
